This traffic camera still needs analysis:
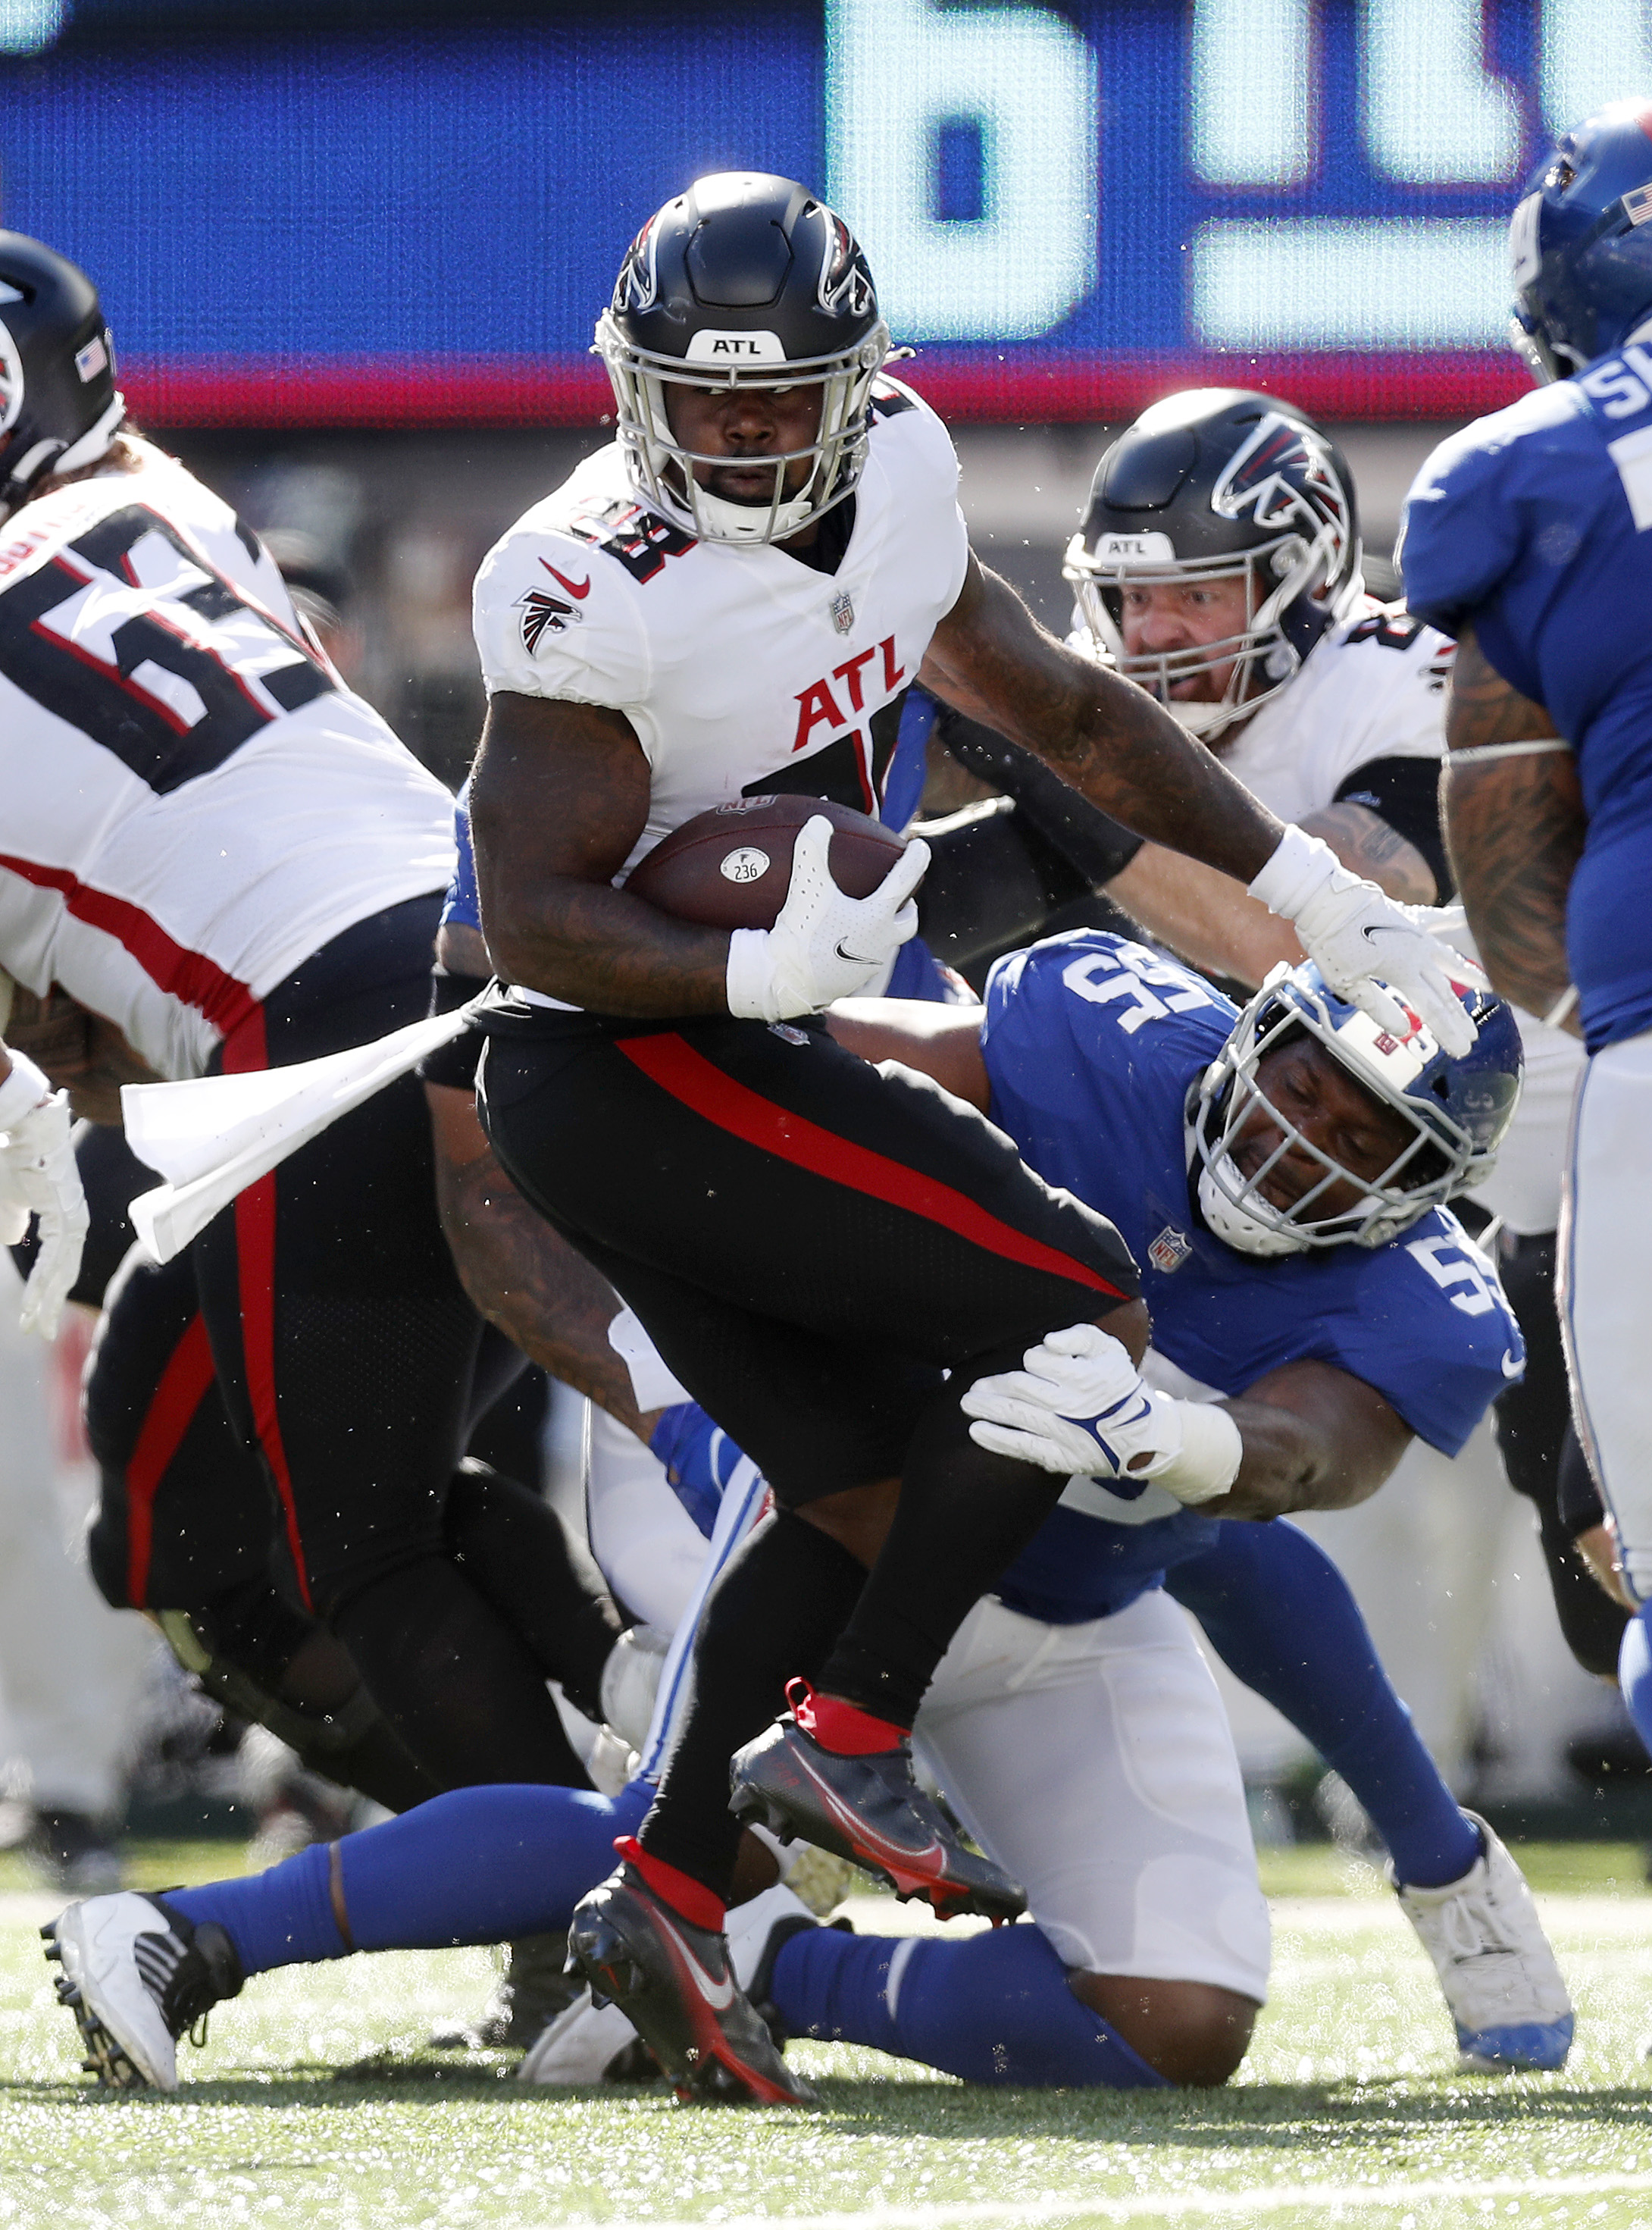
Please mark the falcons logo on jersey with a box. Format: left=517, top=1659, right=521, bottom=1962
left=516, top=586, right=580, bottom=654
left=1211, top=412, right=1351, bottom=551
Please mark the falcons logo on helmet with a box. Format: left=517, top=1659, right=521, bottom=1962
left=517, top=587, right=580, bottom=654
left=1210, top=412, right=1350, bottom=546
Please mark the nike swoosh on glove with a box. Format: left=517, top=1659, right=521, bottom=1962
left=960, top=1323, right=1243, bottom=1507
left=1249, top=825, right=1477, bottom=1057
left=0, top=1052, right=89, bottom=1339
left=725, top=816, right=929, bottom=1023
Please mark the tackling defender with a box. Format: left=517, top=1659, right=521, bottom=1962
left=41, top=931, right=1571, bottom=2095
left=463, top=170, right=1475, bottom=2092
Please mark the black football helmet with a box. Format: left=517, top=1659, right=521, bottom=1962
left=1063, top=389, right=1362, bottom=737
left=0, top=233, right=124, bottom=523
left=595, top=172, right=889, bottom=546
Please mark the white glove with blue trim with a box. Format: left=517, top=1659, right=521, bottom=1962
left=961, top=1323, right=1243, bottom=1507
left=725, top=816, right=928, bottom=1022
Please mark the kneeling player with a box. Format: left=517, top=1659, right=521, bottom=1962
left=40, top=936, right=1569, bottom=2094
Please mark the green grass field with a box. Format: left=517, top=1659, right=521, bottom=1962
left=2, top=1840, right=1652, bottom=2230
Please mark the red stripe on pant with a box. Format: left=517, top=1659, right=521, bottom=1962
left=615, top=1032, right=1128, bottom=1301
left=124, top=1311, right=217, bottom=1608
left=221, top=1007, right=313, bottom=1610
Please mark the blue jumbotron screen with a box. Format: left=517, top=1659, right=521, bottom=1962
left=0, top=0, right=1631, bottom=425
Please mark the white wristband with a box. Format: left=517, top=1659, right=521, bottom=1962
left=1155, top=1400, right=1244, bottom=1505
left=1246, top=823, right=1329, bottom=922
left=0, top=1048, right=52, bottom=1132
left=725, top=929, right=781, bottom=1023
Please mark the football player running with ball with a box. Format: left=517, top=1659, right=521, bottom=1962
left=467, top=171, right=1476, bottom=2103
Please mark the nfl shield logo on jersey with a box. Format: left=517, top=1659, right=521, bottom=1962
left=1149, top=1225, right=1191, bottom=1273
left=831, top=589, right=855, bottom=636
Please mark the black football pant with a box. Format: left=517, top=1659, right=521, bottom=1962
left=1492, top=1227, right=1629, bottom=1680
left=480, top=1004, right=1140, bottom=1896
left=85, top=897, right=611, bottom=1792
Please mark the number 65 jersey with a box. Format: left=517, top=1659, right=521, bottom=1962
left=0, top=442, right=454, bottom=1079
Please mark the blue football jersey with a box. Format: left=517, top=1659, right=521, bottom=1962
left=443, top=777, right=482, bottom=935
left=1400, top=359, right=1652, bottom=1051
left=981, top=931, right=1523, bottom=1624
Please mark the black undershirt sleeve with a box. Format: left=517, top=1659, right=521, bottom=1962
left=1329, top=753, right=1454, bottom=902
left=933, top=705, right=1144, bottom=888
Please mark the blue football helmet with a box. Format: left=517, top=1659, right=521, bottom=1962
left=1511, top=100, right=1652, bottom=381
left=1192, top=962, right=1523, bottom=1258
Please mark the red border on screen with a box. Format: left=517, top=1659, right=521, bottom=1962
left=125, top=352, right=1530, bottom=430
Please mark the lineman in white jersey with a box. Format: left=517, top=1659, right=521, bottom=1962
left=1061, top=387, right=1611, bottom=1742
left=464, top=173, right=1479, bottom=2104
left=0, top=233, right=627, bottom=1802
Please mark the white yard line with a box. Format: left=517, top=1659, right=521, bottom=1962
left=597, top=2170, right=1652, bottom=2229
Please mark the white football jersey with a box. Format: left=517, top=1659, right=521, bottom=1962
left=1214, top=598, right=1451, bottom=820
left=0, top=443, right=455, bottom=1081
left=473, top=377, right=970, bottom=877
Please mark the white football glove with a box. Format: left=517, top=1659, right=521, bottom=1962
left=0, top=1051, right=88, bottom=1341
left=597, top=1622, right=671, bottom=1752
left=1249, top=825, right=1478, bottom=1057
left=725, top=815, right=928, bottom=1023
left=961, top=1323, right=1243, bottom=1508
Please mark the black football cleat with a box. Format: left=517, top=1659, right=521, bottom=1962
left=729, top=1693, right=1025, bottom=1924
left=566, top=1862, right=815, bottom=2107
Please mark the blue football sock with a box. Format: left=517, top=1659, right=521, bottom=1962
left=771, top=1921, right=1169, bottom=2089
left=1619, top=1606, right=1652, bottom=1756
left=1167, top=1520, right=1481, bottom=1889
left=166, top=1780, right=649, bottom=1978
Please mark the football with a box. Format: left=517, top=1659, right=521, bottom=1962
left=624, top=795, right=911, bottom=931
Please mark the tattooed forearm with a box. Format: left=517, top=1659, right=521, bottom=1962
left=1447, top=629, right=1559, bottom=753
left=435, top=1143, right=646, bottom=1437
left=1443, top=753, right=1582, bottom=1023
left=921, top=556, right=1286, bottom=882
left=1442, top=632, right=1582, bottom=1028
left=471, top=693, right=733, bottom=1017
left=1299, top=803, right=1436, bottom=904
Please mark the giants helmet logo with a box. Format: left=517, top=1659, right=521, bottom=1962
left=1210, top=412, right=1350, bottom=553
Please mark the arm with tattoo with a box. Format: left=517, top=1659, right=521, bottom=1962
left=426, top=1080, right=649, bottom=1437
left=919, top=556, right=1287, bottom=882
left=470, top=691, right=734, bottom=1016
left=1441, top=628, right=1584, bottom=1032
left=1101, top=800, right=1435, bottom=994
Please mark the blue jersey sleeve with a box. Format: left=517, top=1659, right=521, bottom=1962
left=1318, top=1216, right=1523, bottom=1456
left=441, top=776, right=482, bottom=934
left=1399, top=421, right=1526, bottom=644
